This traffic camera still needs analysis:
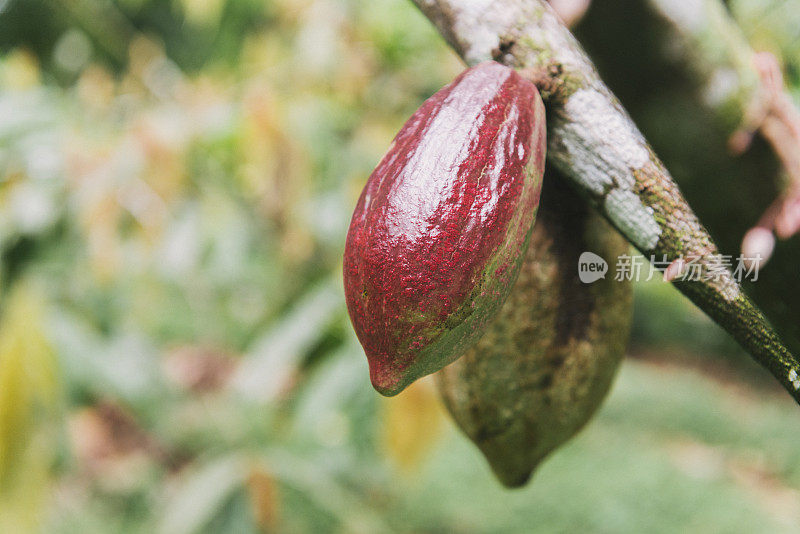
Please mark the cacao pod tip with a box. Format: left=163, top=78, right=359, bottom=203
left=368, top=364, right=404, bottom=397
left=493, top=466, right=536, bottom=489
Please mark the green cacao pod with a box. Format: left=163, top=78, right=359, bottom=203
left=344, top=62, right=547, bottom=396
left=436, top=177, right=633, bottom=487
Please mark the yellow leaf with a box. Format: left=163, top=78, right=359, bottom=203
left=381, top=377, right=445, bottom=473
left=0, top=286, right=60, bottom=533
left=0, top=49, right=41, bottom=90
left=247, top=467, right=281, bottom=533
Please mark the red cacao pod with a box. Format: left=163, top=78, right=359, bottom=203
left=437, top=178, right=632, bottom=487
left=344, top=62, right=546, bottom=396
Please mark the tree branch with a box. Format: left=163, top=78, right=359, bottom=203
left=411, top=0, right=800, bottom=403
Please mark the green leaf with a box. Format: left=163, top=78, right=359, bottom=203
left=157, top=454, right=248, bottom=534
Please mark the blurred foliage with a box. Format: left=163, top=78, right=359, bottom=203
left=0, top=0, right=799, bottom=532
left=730, top=0, right=800, bottom=97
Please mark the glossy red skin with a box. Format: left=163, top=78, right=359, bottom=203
left=344, top=62, right=546, bottom=396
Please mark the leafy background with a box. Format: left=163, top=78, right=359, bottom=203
left=0, top=0, right=800, bottom=532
